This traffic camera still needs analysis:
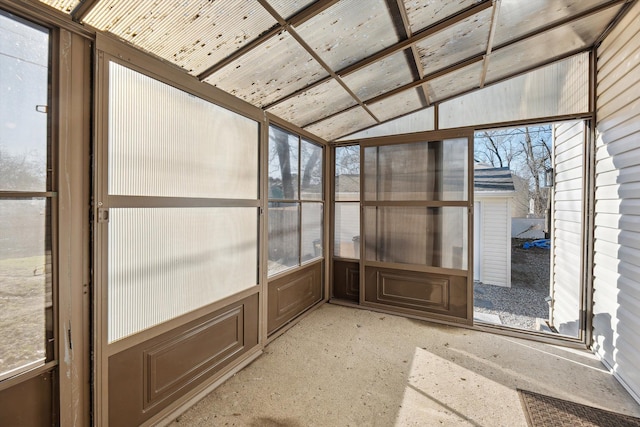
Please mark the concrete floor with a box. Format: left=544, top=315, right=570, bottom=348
left=170, top=304, right=640, bottom=426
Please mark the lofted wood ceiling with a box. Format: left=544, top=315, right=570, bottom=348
left=39, top=0, right=635, bottom=141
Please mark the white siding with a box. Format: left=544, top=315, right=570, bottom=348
left=478, top=198, right=511, bottom=287
left=551, top=120, right=585, bottom=337
left=594, top=0, right=640, bottom=401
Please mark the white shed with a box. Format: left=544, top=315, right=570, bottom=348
left=474, top=165, right=516, bottom=287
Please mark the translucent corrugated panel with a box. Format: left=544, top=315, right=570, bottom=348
left=426, top=61, right=482, bottom=103
left=364, top=207, right=467, bottom=269
left=206, top=29, right=329, bottom=107
left=494, top=0, right=612, bottom=46
left=268, top=126, right=299, bottom=200
left=268, top=202, right=299, bottom=276
left=0, top=198, right=50, bottom=378
left=440, top=53, right=590, bottom=129
left=367, top=88, right=424, bottom=122
left=108, top=62, right=258, bottom=199
left=404, top=0, right=482, bottom=34
left=266, top=79, right=357, bottom=127
left=486, top=5, right=621, bottom=83
left=84, top=0, right=277, bottom=75
left=107, top=207, right=258, bottom=343
left=294, top=0, right=400, bottom=71
left=266, top=0, right=316, bottom=20
left=37, top=0, right=79, bottom=13
left=1, top=14, right=49, bottom=192
left=337, top=108, right=435, bottom=141
left=300, top=139, right=323, bottom=200
left=415, top=8, right=491, bottom=76
left=342, top=50, right=415, bottom=102
left=301, top=202, right=323, bottom=262
left=304, top=107, right=377, bottom=142
left=334, top=202, right=360, bottom=258
left=364, top=140, right=467, bottom=202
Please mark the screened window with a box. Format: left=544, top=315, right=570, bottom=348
left=268, top=126, right=324, bottom=276
left=0, top=12, right=52, bottom=380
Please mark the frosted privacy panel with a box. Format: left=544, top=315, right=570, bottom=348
left=269, top=126, right=299, bottom=200
left=301, top=202, right=323, bottom=262
left=300, top=139, right=323, bottom=200
left=107, top=207, right=258, bottom=343
left=267, top=0, right=317, bottom=19
left=268, top=203, right=300, bottom=276
left=426, top=61, right=482, bottom=103
left=0, top=14, right=49, bottom=192
left=294, top=0, right=399, bottom=71
left=364, top=140, right=467, bottom=201
left=85, top=0, right=277, bottom=75
left=266, top=78, right=357, bottom=127
left=108, top=62, right=258, bottom=199
left=335, top=145, right=360, bottom=201
left=439, top=54, right=589, bottom=129
left=205, top=29, right=329, bottom=107
left=37, top=0, right=79, bottom=13
left=334, top=202, right=360, bottom=259
left=337, top=108, right=435, bottom=141
left=364, top=207, right=467, bottom=269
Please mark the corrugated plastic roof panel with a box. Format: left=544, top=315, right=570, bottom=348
left=425, top=61, right=482, bottom=103
left=415, top=7, right=491, bottom=76
left=337, top=108, right=435, bottom=141
left=367, top=88, right=424, bottom=122
left=266, top=79, right=357, bottom=127
left=83, top=0, right=277, bottom=75
left=342, top=50, right=415, bottom=102
left=486, top=4, right=622, bottom=83
left=404, top=0, right=483, bottom=34
left=38, top=0, right=80, bottom=13
left=205, top=29, right=329, bottom=107
left=265, top=0, right=317, bottom=20
left=494, top=0, right=615, bottom=46
left=304, top=107, right=377, bottom=141
left=294, top=0, right=400, bottom=71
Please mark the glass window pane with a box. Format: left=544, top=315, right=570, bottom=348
left=108, top=62, right=259, bottom=199
left=364, top=206, right=467, bottom=270
left=302, top=203, right=323, bottom=263
left=0, top=13, right=49, bottom=192
left=268, top=202, right=300, bottom=276
left=364, top=140, right=467, bottom=202
left=300, top=139, right=323, bottom=200
left=335, top=146, right=360, bottom=201
left=269, top=127, right=299, bottom=200
left=108, top=207, right=258, bottom=343
left=0, top=198, right=51, bottom=379
left=334, top=202, right=360, bottom=259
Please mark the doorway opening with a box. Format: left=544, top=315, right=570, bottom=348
left=472, top=121, right=587, bottom=339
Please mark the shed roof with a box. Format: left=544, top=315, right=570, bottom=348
left=474, top=165, right=515, bottom=192
left=39, top=0, right=633, bottom=141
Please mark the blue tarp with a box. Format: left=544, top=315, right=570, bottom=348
left=523, top=239, right=550, bottom=249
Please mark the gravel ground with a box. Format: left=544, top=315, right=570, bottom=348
left=474, top=239, right=551, bottom=331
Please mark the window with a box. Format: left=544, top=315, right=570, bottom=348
left=0, top=11, right=52, bottom=380
left=268, top=126, right=324, bottom=276
left=334, top=145, right=360, bottom=259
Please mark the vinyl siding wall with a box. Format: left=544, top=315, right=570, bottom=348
left=551, top=120, right=585, bottom=337
left=478, top=198, right=511, bottom=287
left=593, top=0, right=640, bottom=401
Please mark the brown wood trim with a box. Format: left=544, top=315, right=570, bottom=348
left=356, top=128, right=474, bottom=146
left=108, top=294, right=259, bottom=427
left=267, top=262, right=323, bottom=334
left=106, top=195, right=261, bottom=209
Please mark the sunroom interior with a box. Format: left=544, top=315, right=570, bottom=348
left=1, top=0, right=640, bottom=425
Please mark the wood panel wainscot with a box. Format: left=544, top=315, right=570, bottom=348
left=108, top=294, right=259, bottom=426
left=332, top=260, right=360, bottom=302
